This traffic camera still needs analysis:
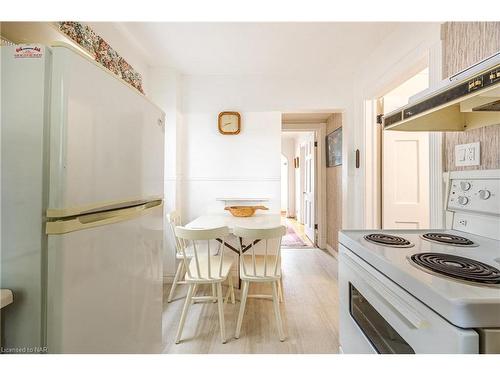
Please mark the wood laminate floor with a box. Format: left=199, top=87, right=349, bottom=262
left=162, top=248, right=339, bottom=354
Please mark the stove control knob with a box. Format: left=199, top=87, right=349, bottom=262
left=460, top=181, right=471, bottom=191
left=457, top=196, right=469, bottom=205
left=479, top=190, right=491, bottom=200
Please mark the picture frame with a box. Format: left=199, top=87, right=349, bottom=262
left=326, top=127, right=342, bottom=167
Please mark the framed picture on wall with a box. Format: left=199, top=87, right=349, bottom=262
left=326, top=127, right=342, bottom=167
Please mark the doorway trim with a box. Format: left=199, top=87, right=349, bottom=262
left=280, top=153, right=289, bottom=216
left=363, top=41, right=444, bottom=230
left=282, top=122, right=327, bottom=249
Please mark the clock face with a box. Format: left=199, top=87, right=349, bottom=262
left=218, top=112, right=241, bottom=135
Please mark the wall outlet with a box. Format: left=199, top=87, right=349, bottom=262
left=455, top=142, right=480, bottom=167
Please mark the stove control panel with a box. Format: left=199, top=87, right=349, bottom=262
left=448, top=178, right=500, bottom=215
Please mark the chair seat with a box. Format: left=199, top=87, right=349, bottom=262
left=185, top=256, right=234, bottom=282
left=240, top=255, right=281, bottom=281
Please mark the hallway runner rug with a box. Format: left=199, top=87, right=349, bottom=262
left=281, top=225, right=309, bottom=247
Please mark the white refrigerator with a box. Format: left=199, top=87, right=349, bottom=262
left=1, top=43, right=165, bottom=353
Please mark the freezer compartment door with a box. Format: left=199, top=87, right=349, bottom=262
left=46, top=203, right=163, bottom=353
left=48, top=44, right=164, bottom=213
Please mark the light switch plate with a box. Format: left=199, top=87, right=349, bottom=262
left=455, top=142, right=480, bottom=167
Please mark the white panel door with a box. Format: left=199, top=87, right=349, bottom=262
left=303, top=135, right=316, bottom=242
left=48, top=45, right=164, bottom=212
left=46, top=205, right=163, bottom=354
left=298, top=145, right=306, bottom=223
left=382, top=131, right=429, bottom=229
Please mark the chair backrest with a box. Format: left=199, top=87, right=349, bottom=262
left=166, top=211, right=183, bottom=255
left=233, top=226, right=286, bottom=279
left=174, top=226, right=230, bottom=280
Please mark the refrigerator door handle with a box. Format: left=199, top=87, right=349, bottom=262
left=46, top=199, right=162, bottom=235
left=47, top=197, right=163, bottom=218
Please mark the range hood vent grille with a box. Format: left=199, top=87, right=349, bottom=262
left=474, top=99, right=500, bottom=112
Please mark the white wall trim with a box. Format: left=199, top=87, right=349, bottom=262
left=429, top=133, right=444, bottom=228
left=363, top=99, right=381, bottom=229
left=182, top=176, right=280, bottom=182
left=428, top=41, right=445, bottom=229
left=282, top=122, right=327, bottom=250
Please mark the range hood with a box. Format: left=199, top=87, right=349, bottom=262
left=383, top=52, right=500, bottom=131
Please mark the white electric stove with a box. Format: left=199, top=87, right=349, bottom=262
left=338, top=170, right=500, bottom=354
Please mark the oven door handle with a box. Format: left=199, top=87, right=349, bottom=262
left=342, top=252, right=427, bottom=330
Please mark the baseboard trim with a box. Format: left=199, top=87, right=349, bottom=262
left=326, top=244, right=338, bottom=258
left=163, top=275, right=175, bottom=284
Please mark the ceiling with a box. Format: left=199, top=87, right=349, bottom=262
left=117, top=22, right=401, bottom=76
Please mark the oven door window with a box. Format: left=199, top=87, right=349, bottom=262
left=350, top=283, right=415, bottom=354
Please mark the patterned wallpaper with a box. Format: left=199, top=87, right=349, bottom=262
left=58, top=22, right=144, bottom=94
left=441, top=22, right=500, bottom=171
left=326, top=114, right=342, bottom=251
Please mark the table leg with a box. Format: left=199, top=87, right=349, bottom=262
left=215, top=237, right=262, bottom=290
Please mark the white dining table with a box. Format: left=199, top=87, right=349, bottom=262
left=185, top=212, right=284, bottom=289
left=185, top=211, right=283, bottom=232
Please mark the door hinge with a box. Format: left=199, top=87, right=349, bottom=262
left=376, top=114, right=384, bottom=125
left=314, top=224, right=318, bottom=230
left=314, top=141, right=318, bottom=147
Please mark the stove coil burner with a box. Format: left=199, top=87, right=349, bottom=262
left=410, top=253, right=500, bottom=286
left=421, top=232, right=477, bottom=247
left=364, top=233, right=414, bottom=248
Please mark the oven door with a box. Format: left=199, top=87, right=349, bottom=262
left=338, top=245, right=479, bottom=354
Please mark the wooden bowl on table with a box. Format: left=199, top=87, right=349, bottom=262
left=224, top=205, right=269, bottom=217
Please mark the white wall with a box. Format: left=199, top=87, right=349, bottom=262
left=148, top=67, right=184, bottom=278
left=181, top=111, right=282, bottom=221
left=383, top=68, right=429, bottom=113
left=281, top=136, right=296, bottom=217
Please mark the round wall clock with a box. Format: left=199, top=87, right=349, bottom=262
left=218, top=112, right=241, bottom=135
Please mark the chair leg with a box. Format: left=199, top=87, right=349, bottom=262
left=271, top=281, right=285, bottom=342
left=224, top=279, right=231, bottom=303
left=235, top=280, right=249, bottom=339
left=190, top=284, right=199, bottom=305
left=278, top=278, right=284, bottom=303
left=175, top=283, right=195, bottom=344
left=168, top=261, right=184, bottom=303
left=224, top=276, right=236, bottom=304
left=212, top=284, right=217, bottom=303
left=230, top=276, right=235, bottom=304
left=216, top=282, right=226, bottom=344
